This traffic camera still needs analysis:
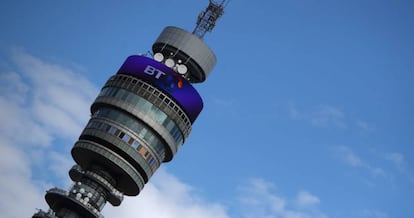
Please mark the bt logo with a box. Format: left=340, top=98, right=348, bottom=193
left=144, top=65, right=165, bottom=79
left=144, top=65, right=183, bottom=91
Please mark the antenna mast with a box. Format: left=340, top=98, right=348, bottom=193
left=192, top=0, right=226, bottom=39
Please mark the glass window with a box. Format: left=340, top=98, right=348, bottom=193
left=90, top=121, right=96, bottom=128
left=166, top=120, right=175, bottom=131
left=121, top=90, right=129, bottom=100
left=138, top=145, right=146, bottom=156
left=139, top=128, right=148, bottom=138
left=108, top=87, right=117, bottom=97
left=132, top=140, right=140, bottom=148
left=100, top=123, right=109, bottom=131
left=95, top=122, right=102, bottom=129
left=144, top=150, right=150, bottom=157
left=143, top=131, right=153, bottom=142
left=118, top=132, right=125, bottom=139
left=114, top=129, right=121, bottom=137
left=121, top=133, right=129, bottom=141
left=94, top=107, right=166, bottom=158
left=97, top=87, right=184, bottom=145
left=141, top=100, right=152, bottom=112
left=148, top=157, right=155, bottom=167
left=153, top=142, right=165, bottom=156
left=126, top=92, right=135, bottom=102
left=108, top=126, right=116, bottom=135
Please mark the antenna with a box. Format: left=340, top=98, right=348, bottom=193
left=192, top=0, right=227, bottom=39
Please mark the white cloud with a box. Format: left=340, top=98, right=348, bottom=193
left=0, top=49, right=97, bottom=218
left=310, top=105, right=346, bottom=128
left=288, top=103, right=346, bottom=128
left=0, top=141, right=47, bottom=218
left=296, top=191, right=320, bottom=208
left=382, top=152, right=414, bottom=184
left=11, top=48, right=97, bottom=139
left=362, top=209, right=389, bottom=218
left=0, top=72, right=53, bottom=147
left=334, top=146, right=387, bottom=178
left=104, top=168, right=230, bottom=218
left=384, top=152, right=404, bottom=170
left=48, top=151, right=75, bottom=187
left=238, top=178, right=327, bottom=218
left=356, top=120, right=376, bottom=132
left=335, top=146, right=364, bottom=167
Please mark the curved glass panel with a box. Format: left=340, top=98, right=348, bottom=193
left=93, top=107, right=165, bottom=159
left=86, top=120, right=159, bottom=170
left=98, top=87, right=184, bottom=146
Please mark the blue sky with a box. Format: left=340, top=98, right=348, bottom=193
left=1, top=0, right=413, bottom=217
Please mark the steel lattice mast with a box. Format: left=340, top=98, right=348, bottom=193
left=32, top=1, right=225, bottom=218
left=192, top=0, right=226, bottom=39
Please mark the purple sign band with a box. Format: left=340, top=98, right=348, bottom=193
left=117, top=55, right=203, bottom=123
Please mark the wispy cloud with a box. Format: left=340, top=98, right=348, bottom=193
left=334, top=146, right=387, bottom=178
left=296, top=191, right=320, bottom=208
left=362, top=209, right=389, bottom=218
left=356, top=120, right=376, bottom=132
left=238, top=178, right=327, bottom=218
left=382, top=151, right=414, bottom=184
left=208, top=96, right=240, bottom=118
left=310, top=106, right=346, bottom=128
left=384, top=152, right=404, bottom=170
left=288, top=103, right=346, bottom=128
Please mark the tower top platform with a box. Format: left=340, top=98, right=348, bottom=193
left=152, top=26, right=216, bottom=83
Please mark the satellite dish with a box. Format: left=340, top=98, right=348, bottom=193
left=153, top=53, right=164, bottom=62
left=177, top=64, right=188, bottom=75
left=165, top=58, right=175, bottom=68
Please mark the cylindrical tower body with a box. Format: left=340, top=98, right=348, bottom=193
left=33, top=1, right=225, bottom=217
left=33, top=55, right=205, bottom=218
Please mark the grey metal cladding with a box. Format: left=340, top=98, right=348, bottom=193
left=153, top=26, right=216, bottom=81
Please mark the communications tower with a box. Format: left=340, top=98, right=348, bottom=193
left=32, top=1, right=226, bottom=217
